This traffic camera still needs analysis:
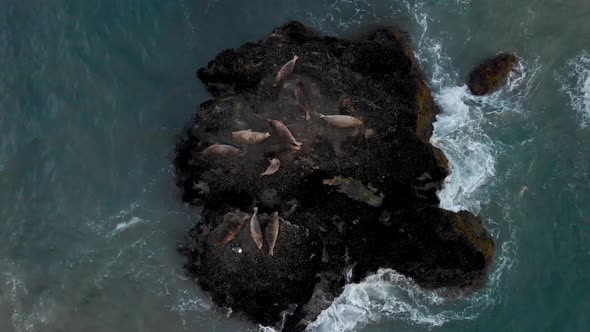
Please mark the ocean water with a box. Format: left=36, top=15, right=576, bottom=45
left=1, top=1, right=589, bottom=332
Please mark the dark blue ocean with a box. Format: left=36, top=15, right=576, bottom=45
left=1, top=1, right=590, bottom=331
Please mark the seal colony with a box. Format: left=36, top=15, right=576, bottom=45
left=175, top=22, right=495, bottom=331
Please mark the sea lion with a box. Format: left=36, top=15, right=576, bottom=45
left=211, top=210, right=250, bottom=246
left=232, top=130, right=271, bottom=145
left=260, top=158, right=281, bottom=176
left=268, top=119, right=302, bottom=147
left=273, top=55, right=299, bottom=87
left=319, top=114, right=363, bottom=128
left=294, top=79, right=312, bottom=120
left=250, top=207, right=264, bottom=250
left=265, top=211, right=280, bottom=256
left=201, top=143, right=244, bottom=158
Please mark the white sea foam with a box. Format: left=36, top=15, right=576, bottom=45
left=308, top=269, right=448, bottom=332
left=113, top=216, right=145, bottom=233
left=558, top=51, right=590, bottom=128
left=170, top=290, right=211, bottom=319
left=431, top=85, right=497, bottom=213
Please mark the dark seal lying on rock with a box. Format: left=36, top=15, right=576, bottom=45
left=467, top=53, right=519, bottom=96
left=174, top=21, right=495, bottom=331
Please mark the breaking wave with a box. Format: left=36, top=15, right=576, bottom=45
left=557, top=51, right=590, bottom=128
left=431, top=58, right=538, bottom=213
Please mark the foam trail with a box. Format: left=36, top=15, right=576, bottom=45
left=558, top=51, right=590, bottom=127
left=87, top=200, right=142, bottom=237
left=113, top=216, right=144, bottom=233
left=308, top=269, right=454, bottom=332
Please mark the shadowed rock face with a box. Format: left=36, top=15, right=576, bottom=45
left=468, top=53, right=519, bottom=96
left=175, top=21, right=495, bottom=331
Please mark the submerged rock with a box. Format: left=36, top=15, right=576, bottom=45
left=175, top=21, right=495, bottom=331
left=467, top=53, right=519, bottom=96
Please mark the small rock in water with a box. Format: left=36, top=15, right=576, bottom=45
left=467, top=53, right=519, bottom=96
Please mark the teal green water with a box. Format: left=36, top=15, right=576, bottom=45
left=1, top=1, right=589, bottom=331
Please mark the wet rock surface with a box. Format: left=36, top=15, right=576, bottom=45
left=468, top=53, right=519, bottom=96
left=175, top=22, right=495, bottom=331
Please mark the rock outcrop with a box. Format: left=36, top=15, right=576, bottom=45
left=467, top=53, right=519, bottom=96
left=175, top=21, right=495, bottom=331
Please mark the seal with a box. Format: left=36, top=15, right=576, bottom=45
left=200, top=143, right=244, bottom=158
left=294, top=79, right=312, bottom=120
left=319, top=114, right=363, bottom=128
left=268, top=119, right=302, bottom=147
left=273, top=55, right=299, bottom=87
left=232, top=130, right=271, bottom=145
left=260, top=158, right=281, bottom=176
left=210, top=210, right=250, bottom=246
left=265, top=211, right=280, bottom=256
left=249, top=207, right=264, bottom=250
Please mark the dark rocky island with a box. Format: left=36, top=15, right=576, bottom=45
left=175, top=22, right=495, bottom=331
left=468, top=53, right=519, bottom=96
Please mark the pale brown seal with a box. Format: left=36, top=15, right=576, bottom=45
left=265, top=211, right=280, bottom=256
left=273, top=55, right=299, bottom=87
left=249, top=207, right=264, bottom=250
left=319, top=114, right=363, bottom=128
left=260, top=158, right=281, bottom=176
left=232, top=130, right=271, bottom=145
left=210, top=210, right=250, bottom=245
left=268, top=119, right=302, bottom=147
left=200, top=143, right=244, bottom=158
